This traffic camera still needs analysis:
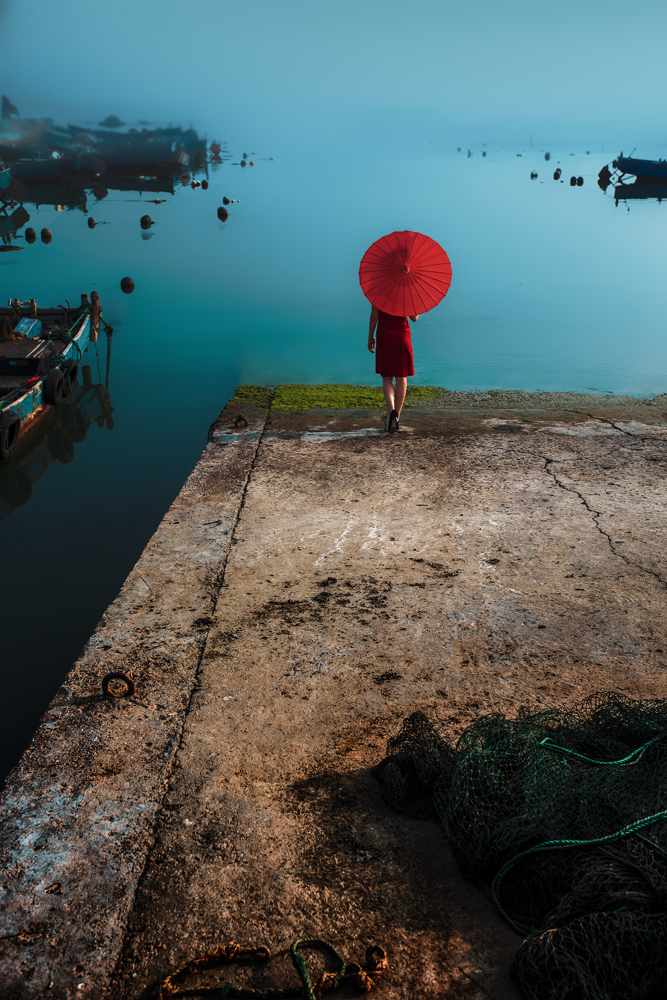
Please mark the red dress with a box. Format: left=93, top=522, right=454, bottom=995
left=375, top=311, right=414, bottom=377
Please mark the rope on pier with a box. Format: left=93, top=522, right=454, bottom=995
left=156, top=937, right=387, bottom=999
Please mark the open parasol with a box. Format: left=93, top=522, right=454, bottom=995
left=359, top=230, right=452, bottom=316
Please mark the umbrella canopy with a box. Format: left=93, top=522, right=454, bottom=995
left=359, top=230, right=452, bottom=316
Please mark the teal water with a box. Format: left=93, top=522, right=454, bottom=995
left=2, top=126, right=667, bottom=781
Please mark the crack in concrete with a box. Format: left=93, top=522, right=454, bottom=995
left=565, top=409, right=667, bottom=443
left=542, top=456, right=667, bottom=589
left=110, top=413, right=270, bottom=992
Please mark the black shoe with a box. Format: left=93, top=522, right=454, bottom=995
left=388, top=409, right=399, bottom=433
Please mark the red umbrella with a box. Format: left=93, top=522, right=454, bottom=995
left=359, top=230, right=452, bottom=316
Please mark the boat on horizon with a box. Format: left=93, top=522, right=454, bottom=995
left=598, top=153, right=667, bottom=203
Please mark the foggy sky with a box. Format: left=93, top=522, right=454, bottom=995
left=2, top=0, right=665, bottom=145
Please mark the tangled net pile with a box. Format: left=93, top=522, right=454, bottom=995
left=372, top=693, right=667, bottom=1000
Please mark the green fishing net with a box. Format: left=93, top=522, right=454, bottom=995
left=372, top=693, right=667, bottom=1000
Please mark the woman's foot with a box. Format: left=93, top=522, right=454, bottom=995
left=388, top=409, right=399, bottom=433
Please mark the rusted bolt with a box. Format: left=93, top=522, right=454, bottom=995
left=234, top=413, right=248, bottom=428
left=102, top=671, right=136, bottom=698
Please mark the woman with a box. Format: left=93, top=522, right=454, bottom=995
left=367, top=305, right=419, bottom=432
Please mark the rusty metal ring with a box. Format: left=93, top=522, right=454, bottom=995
left=102, top=671, right=136, bottom=698
left=234, top=413, right=248, bottom=428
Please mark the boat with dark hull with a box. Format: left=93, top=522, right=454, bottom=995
left=0, top=297, right=100, bottom=460
left=598, top=153, right=667, bottom=203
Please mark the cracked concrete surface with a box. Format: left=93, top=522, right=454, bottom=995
left=1, top=391, right=667, bottom=1000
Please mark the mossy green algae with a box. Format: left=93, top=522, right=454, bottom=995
left=228, top=384, right=274, bottom=408
left=271, top=384, right=443, bottom=413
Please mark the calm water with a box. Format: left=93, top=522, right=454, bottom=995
left=2, top=124, right=667, bottom=781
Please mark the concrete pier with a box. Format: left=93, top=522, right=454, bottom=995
left=2, top=385, right=667, bottom=999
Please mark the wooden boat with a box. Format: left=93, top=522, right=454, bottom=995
left=0, top=296, right=97, bottom=460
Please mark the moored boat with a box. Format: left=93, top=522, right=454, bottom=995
left=0, top=295, right=100, bottom=460
left=598, top=153, right=667, bottom=203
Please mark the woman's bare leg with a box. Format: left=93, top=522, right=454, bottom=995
left=395, top=377, right=407, bottom=417
left=382, top=376, right=395, bottom=413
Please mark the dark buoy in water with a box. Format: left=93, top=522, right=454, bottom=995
left=217, top=206, right=229, bottom=221
left=553, top=168, right=562, bottom=180
left=88, top=218, right=97, bottom=229
left=222, top=196, right=230, bottom=205
left=530, top=171, right=538, bottom=179
left=482, top=151, right=486, bottom=157
left=240, top=160, right=246, bottom=167
left=570, top=176, right=577, bottom=186
left=545, top=152, right=551, bottom=161
left=120, top=276, right=135, bottom=294
left=41, top=228, right=52, bottom=244
left=577, top=176, right=584, bottom=187
left=249, top=160, right=254, bottom=166
left=25, top=228, right=36, bottom=244
left=201, top=179, right=209, bottom=190
left=140, top=215, right=153, bottom=230
left=243, top=152, right=248, bottom=160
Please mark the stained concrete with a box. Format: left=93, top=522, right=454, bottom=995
left=2, top=389, right=667, bottom=999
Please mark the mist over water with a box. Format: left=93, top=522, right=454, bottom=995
left=1, top=0, right=667, bottom=781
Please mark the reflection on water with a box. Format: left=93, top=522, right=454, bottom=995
left=0, top=363, right=113, bottom=521
left=0, top=96, right=214, bottom=238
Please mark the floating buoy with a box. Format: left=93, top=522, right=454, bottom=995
left=41, top=228, right=52, bottom=244
left=482, top=151, right=486, bottom=157
left=570, top=176, right=577, bottom=186
left=249, top=161, right=254, bottom=166
left=25, top=228, right=36, bottom=244
left=120, top=276, right=135, bottom=294
left=577, top=176, right=584, bottom=187
left=140, top=215, right=153, bottom=229
left=243, top=152, right=248, bottom=159
left=201, top=179, right=209, bottom=190
left=88, top=218, right=97, bottom=229
left=545, top=152, right=551, bottom=161
left=553, top=168, right=562, bottom=180
left=457, top=147, right=461, bottom=152
left=222, top=196, right=230, bottom=205
left=217, top=206, right=229, bottom=221
left=240, top=160, right=246, bottom=167
left=531, top=171, right=538, bottom=179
